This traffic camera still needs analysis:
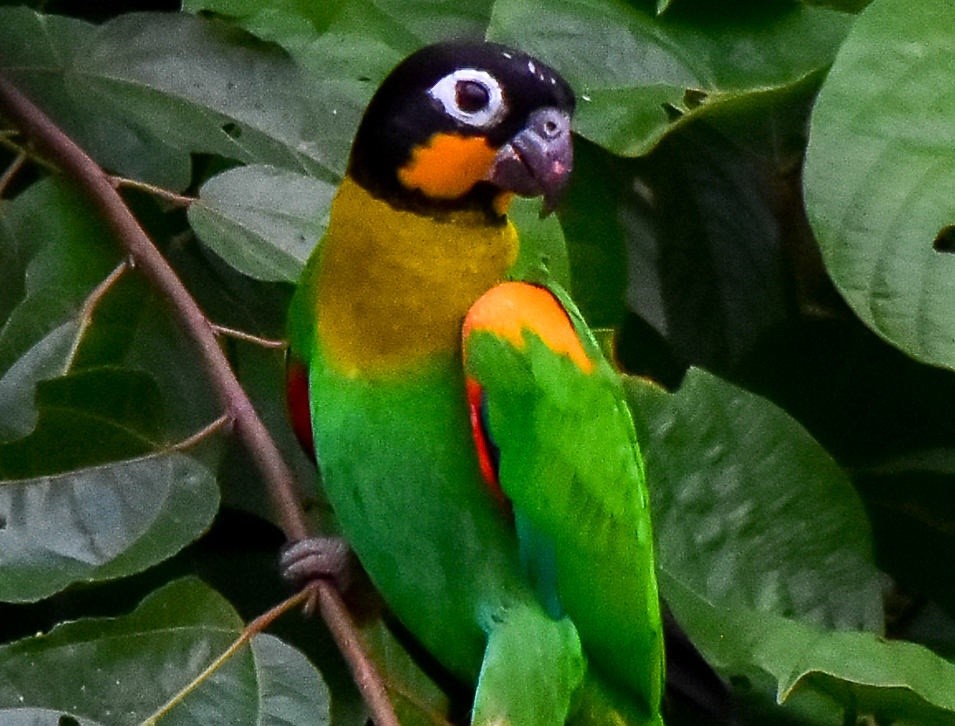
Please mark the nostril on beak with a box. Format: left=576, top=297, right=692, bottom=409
left=531, top=108, right=570, bottom=141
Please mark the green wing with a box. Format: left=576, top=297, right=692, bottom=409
left=463, top=281, right=664, bottom=722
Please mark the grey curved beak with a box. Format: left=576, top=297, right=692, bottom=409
left=485, top=107, right=573, bottom=216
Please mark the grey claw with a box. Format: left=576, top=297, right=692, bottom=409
left=280, top=536, right=354, bottom=591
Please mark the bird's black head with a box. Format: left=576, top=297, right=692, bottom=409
left=348, top=41, right=576, bottom=217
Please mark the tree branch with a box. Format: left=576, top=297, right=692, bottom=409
left=0, top=74, right=399, bottom=726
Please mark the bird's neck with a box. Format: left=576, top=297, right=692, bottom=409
left=313, top=176, right=519, bottom=377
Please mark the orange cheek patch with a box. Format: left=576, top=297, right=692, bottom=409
left=398, top=133, right=498, bottom=199
left=464, top=282, right=595, bottom=374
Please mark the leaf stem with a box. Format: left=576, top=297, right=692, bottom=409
left=0, top=148, right=26, bottom=196
left=63, top=260, right=130, bottom=374
left=212, top=322, right=288, bottom=349
left=0, top=73, right=399, bottom=726
left=111, top=174, right=194, bottom=206
left=169, top=414, right=232, bottom=452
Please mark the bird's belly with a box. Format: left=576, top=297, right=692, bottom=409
left=308, top=351, right=525, bottom=679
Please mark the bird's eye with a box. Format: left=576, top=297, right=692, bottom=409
left=455, top=79, right=490, bottom=113
left=428, top=69, right=506, bottom=129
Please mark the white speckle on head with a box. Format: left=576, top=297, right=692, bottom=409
left=527, top=60, right=537, bottom=74
left=502, top=51, right=513, bottom=59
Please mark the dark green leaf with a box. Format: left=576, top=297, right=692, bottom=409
left=857, top=469, right=955, bottom=616
left=186, top=0, right=495, bottom=177
left=622, top=122, right=792, bottom=371
left=0, top=181, right=208, bottom=446
left=0, top=9, right=336, bottom=189
left=0, top=178, right=121, bottom=440
left=0, top=578, right=330, bottom=724
left=0, top=179, right=119, bottom=377
left=0, top=367, right=161, bottom=477
left=509, top=197, right=571, bottom=290
left=0, top=451, right=218, bottom=602
left=188, top=165, right=335, bottom=282
left=627, top=368, right=882, bottom=631
left=489, top=0, right=853, bottom=155
left=558, top=139, right=631, bottom=328
left=661, top=571, right=955, bottom=725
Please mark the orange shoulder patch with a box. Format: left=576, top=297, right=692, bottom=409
left=463, top=282, right=594, bottom=374
left=398, top=133, right=498, bottom=199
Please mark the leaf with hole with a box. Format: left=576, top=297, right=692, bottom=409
left=805, top=0, right=955, bottom=370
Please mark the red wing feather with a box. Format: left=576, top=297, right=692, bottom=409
left=286, top=356, right=316, bottom=462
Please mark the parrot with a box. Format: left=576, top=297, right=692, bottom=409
left=284, top=41, right=664, bottom=725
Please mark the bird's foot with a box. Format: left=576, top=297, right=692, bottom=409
left=280, top=535, right=355, bottom=593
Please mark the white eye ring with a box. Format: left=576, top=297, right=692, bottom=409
left=428, top=68, right=506, bottom=129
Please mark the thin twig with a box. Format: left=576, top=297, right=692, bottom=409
left=0, top=148, right=27, bottom=196
left=0, top=130, right=59, bottom=175
left=0, top=74, right=399, bottom=726
left=212, top=322, right=288, bottom=349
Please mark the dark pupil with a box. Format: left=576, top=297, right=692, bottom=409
left=455, top=80, right=490, bottom=113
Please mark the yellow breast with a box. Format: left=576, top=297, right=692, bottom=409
left=312, top=176, right=519, bottom=377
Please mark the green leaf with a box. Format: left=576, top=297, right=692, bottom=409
left=508, top=197, right=572, bottom=290
left=621, top=120, right=794, bottom=371
left=250, top=634, right=333, bottom=726
left=0, top=367, right=163, bottom=477
left=489, top=0, right=854, bottom=155
left=804, top=0, right=955, bottom=370
left=0, top=179, right=119, bottom=377
left=0, top=451, right=218, bottom=602
left=624, top=369, right=955, bottom=721
left=557, top=139, right=631, bottom=328
left=627, top=368, right=882, bottom=631
left=0, top=8, right=336, bottom=189
left=661, top=571, right=955, bottom=725
left=360, top=618, right=452, bottom=724
left=188, top=165, right=335, bottom=282
left=0, top=578, right=330, bottom=725
left=0, top=178, right=123, bottom=440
